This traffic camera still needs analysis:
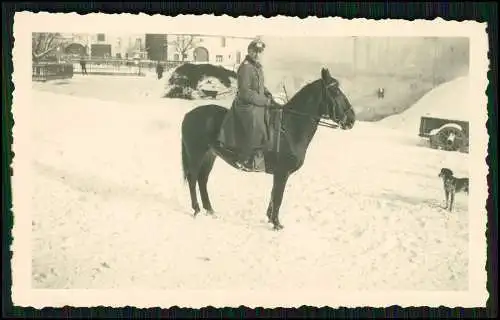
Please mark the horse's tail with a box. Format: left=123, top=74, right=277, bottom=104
left=181, top=139, right=189, bottom=183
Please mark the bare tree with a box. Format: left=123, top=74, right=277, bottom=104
left=32, top=32, right=69, bottom=62
left=171, top=35, right=200, bottom=61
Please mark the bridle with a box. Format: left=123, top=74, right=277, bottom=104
left=271, top=79, right=345, bottom=157
left=279, top=80, right=344, bottom=130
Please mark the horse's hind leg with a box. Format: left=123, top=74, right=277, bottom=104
left=183, top=137, right=214, bottom=217
left=183, top=139, right=201, bottom=216
left=187, top=174, right=201, bottom=216
left=198, top=153, right=216, bottom=214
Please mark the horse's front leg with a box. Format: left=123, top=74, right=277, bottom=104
left=266, top=186, right=275, bottom=223
left=270, top=171, right=290, bottom=230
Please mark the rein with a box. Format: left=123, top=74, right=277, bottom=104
left=283, top=108, right=339, bottom=129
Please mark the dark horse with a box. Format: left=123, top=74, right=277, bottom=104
left=181, top=68, right=356, bottom=230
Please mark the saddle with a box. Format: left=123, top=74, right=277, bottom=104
left=216, top=104, right=284, bottom=173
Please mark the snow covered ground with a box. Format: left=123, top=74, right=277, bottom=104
left=28, top=74, right=469, bottom=291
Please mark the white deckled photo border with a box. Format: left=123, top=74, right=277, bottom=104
left=11, top=12, right=489, bottom=308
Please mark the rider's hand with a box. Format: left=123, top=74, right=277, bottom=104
left=266, top=97, right=274, bottom=107
left=268, top=99, right=282, bottom=109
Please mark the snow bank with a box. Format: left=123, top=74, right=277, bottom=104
left=380, top=76, right=471, bottom=133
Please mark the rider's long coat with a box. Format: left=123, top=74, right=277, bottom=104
left=218, top=55, right=272, bottom=156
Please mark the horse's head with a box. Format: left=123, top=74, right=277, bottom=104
left=320, top=68, right=356, bottom=130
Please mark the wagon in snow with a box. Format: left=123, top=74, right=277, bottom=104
left=418, top=116, right=469, bottom=153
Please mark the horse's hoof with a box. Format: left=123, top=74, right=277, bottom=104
left=272, top=223, right=284, bottom=231
left=207, top=210, right=218, bottom=219
left=266, top=212, right=273, bottom=223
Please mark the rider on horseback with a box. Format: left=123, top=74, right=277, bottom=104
left=217, top=38, right=282, bottom=170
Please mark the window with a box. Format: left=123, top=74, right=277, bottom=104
left=221, top=37, right=226, bottom=47
left=97, top=33, right=105, bottom=42
left=216, top=55, right=223, bottom=63
left=174, top=54, right=179, bottom=61
left=236, top=51, right=241, bottom=64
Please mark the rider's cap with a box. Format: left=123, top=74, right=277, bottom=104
left=248, top=39, right=266, bottom=53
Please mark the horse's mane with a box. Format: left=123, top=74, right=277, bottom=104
left=285, top=79, right=322, bottom=109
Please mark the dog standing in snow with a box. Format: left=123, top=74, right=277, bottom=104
left=438, top=168, right=469, bottom=212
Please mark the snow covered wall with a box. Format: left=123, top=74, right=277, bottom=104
left=259, top=36, right=469, bottom=121
left=380, top=76, right=471, bottom=133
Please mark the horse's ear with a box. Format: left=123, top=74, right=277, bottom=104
left=325, top=68, right=331, bottom=78
left=321, top=68, right=331, bottom=81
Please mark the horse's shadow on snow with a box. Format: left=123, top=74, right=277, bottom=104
left=33, top=160, right=278, bottom=230
left=188, top=209, right=279, bottom=231
left=33, top=160, right=185, bottom=212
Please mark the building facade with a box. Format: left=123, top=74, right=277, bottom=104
left=164, top=34, right=253, bottom=68
left=62, top=33, right=256, bottom=67
left=62, top=33, right=147, bottom=59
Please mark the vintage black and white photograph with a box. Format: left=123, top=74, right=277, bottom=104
left=11, top=13, right=489, bottom=308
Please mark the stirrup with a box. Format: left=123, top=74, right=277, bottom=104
left=235, top=158, right=255, bottom=171
left=235, top=161, right=245, bottom=169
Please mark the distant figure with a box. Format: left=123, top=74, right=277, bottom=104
left=79, top=57, right=88, bottom=75
left=156, top=61, right=164, bottom=80
left=377, top=87, right=385, bottom=99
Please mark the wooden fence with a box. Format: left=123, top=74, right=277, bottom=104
left=32, top=58, right=235, bottom=81
left=32, top=63, right=74, bottom=82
